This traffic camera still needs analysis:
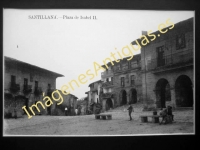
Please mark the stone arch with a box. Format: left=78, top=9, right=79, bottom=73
left=129, top=88, right=137, bottom=104
left=175, top=75, right=193, bottom=107
left=155, top=78, right=171, bottom=108
left=119, top=89, right=127, bottom=105
left=106, top=98, right=113, bottom=110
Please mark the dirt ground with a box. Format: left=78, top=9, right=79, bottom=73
left=4, top=105, right=194, bottom=136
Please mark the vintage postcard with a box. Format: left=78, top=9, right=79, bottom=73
left=3, top=9, right=194, bottom=136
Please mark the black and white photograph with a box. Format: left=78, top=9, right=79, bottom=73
left=3, top=8, right=194, bottom=136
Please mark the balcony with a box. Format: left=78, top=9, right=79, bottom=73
left=34, top=87, right=43, bottom=96
left=47, top=89, right=54, bottom=96
left=23, top=85, right=32, bottom=94
left=147, top=49, right=193, bottom=73
left=102, top=81, right=114, bottom=88
left=114, top=63, right=141, bottom=73
left=101, top=70, right=113, bottom=78
left=102, top=92, right=114, bottom=99
left=10, top=82, right=20, bottom=93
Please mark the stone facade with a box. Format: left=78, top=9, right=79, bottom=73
left=4, top=56, right=64, bottom=117
left=113, top=55, right=142, bottom=106
left=52, top=91, right=78, bottom=116
left=100, top=54, right=142, bottom=111
left=132, top=17, right=194, bottom=109
left=88, top=80, right=102, bottom=104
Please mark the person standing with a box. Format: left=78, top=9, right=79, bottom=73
left=64, top=107, right=68, bottom=116
left=127, top=104, right=133, bottom=121
left=75, top=108, right=78, bottom=115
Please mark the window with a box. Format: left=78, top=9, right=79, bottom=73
left=156, top=46, right=165, bottom=67
left=131, top=75, right=135, bottom=86
left=24, top=78, right=28, bottom=88
left=30, top=74, right=33, bottom=82
left=122, top=63, right=128, bottom=70
left=11, top=75, right=16, bottom=85
left=35, top=81, right=38, bottom=90
left=121, top=77, right=125, bottom=87
left=106, top=78, right=109, bottom=82
left=97, top=98, right=99, bottom=103
left=111, top=77, right=113, bottom=84
left=117, top=64, right=121, bottom=70
left=91, top=83, right=94, bottom=88
left=176, top=34, right=186, bottom=50
left=48, top=84, right=51, bottom=90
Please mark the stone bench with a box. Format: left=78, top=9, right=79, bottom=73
left=140, top=115, right=162, bottom=123
left=95, top=114, right=112, bottom=120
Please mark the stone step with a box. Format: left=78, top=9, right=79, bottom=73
left=174, top=107, right=193, bottom=111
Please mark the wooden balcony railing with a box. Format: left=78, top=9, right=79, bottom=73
left=102, top=81, right=113, bottom=88
left=23, top=85, right=32, bottom=94
left=34, top=87, right=43, bottom=96
left=10, top=82, right=20, bottom=93
left=101, top=92, right=114, bottom=99
left=47, top=88, right=54, bottom=96
left=147, top=49, right=193, bottom=71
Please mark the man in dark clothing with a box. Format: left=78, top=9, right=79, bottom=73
left=167, top=106, right=174, bottom=121
left=127, top=104, right=133, bottom=121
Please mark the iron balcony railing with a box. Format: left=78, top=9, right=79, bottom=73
left=47, top=88, right=54, bottom=96
left=34, top=87, right=43, bottom=96
left=102, top=92, right=114, bottom=99
left=102, top=81, right=113, bottom=88
left=10, top=82, right=20, bottom=93
left=147, top=49, right=193, bottom=71
left=23, top=85, right=32, bottom=94
left=114, top=63, right=141, bottom=72
left=101, top=70, right=113, bottom=77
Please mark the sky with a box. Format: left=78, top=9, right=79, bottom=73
left=3, top=9, right=194, bottom=99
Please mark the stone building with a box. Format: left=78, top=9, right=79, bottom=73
left=88, top=80, right=102, bottom=104
left=53, top=90, right=78, bottom=116
left=85, top=80, right=102, bottom=113
left=101, top=63, right=115, bottom=111
left=4, top=56, right=64, bottom=118
left=100, top=55, right=142, bottom=110
left=112, top=55, right=142, bottom=106
left=77, top=97, right=88, bottom=115
left=131, top=17, right=194, bottom=109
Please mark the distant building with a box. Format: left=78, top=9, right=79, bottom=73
left=100, top=63, right=115, bottom=111
left=86, top=80, right=102, bottom=113
left=132, top=17, right=194, bottom=109
left=100, top=55, right=142, bottom=111
left=77, top=97, right=88, bottom=115
left=88, top=80, right=102, bottom=104
left=113, top=54, right=142, bottom=106
left=4, top=56, right=64, bottom=118
left=53, top=91, right=78, bottom=116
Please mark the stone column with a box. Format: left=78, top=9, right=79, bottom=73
left=127, top=92, right=130, bottom=104
left=102, top=99, right=106, bottom=112
left=153, top=89, right=160, bottom=108
left=170, top=86, right=176, bottom=108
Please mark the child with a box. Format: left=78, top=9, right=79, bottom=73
left=127, top=104, right=134, bottom=121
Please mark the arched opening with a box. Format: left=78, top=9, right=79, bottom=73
left=120, top=90, right=127, bottom=105
left=106, top=98, right=113, bottom=110
left=155, top=79, right=171, bottom=108
left=175, top=75, right=193, bottom=107
left=129, top=88, right=137, bottom=104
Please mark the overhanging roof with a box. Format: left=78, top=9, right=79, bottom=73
left=5, top=56, right=64, bottom=77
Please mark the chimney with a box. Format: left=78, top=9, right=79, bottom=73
left=142, top=31, right=147, bottom=35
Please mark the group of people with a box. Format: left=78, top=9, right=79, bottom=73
left=159, top=106, right=174, bottom=125
left=127, top=103, right=174, bottom=124
left=64, top=106, right=82, bottom=116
